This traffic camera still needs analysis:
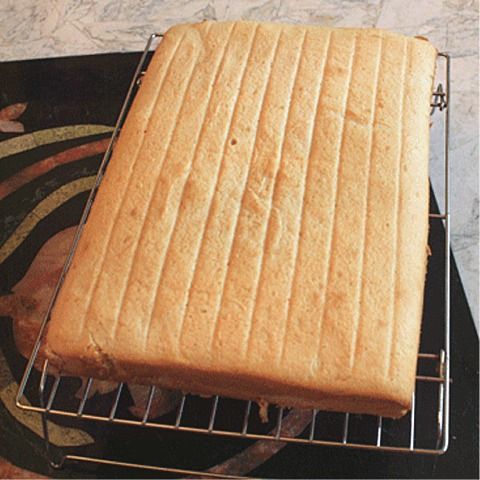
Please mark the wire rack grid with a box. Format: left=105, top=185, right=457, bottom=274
left=14, top=34, right=451, bottom=478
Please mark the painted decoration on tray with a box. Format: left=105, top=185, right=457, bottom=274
left=0, top=103, right=27, bottom=133
left=0, top=103, right=310, bottom=477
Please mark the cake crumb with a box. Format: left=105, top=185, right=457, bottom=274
left=258, top=399, right=269, bottom=423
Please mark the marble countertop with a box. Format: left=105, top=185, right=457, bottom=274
left=1, top=0, right=478, bottom=328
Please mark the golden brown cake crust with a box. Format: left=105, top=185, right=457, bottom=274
left=45, top=21, right=437, bottom=418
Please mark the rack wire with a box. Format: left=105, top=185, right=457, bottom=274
left=15, top=34, right=451, bottom=477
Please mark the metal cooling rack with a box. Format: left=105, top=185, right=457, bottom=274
left=15, top=34, right=451, bottom=478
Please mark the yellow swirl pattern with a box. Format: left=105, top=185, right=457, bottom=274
left=0, top=175, right=96, bottom=263
left=0, top=125, right=113, bottom=160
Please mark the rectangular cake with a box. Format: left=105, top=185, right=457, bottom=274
left=44, top=21, right=436, bottom=418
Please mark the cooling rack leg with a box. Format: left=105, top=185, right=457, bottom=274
left=40, top=410, right=66, bottom=470
left=38, top=361, right=65, bottom=470
left=435, top=349, right=447, bottom=450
